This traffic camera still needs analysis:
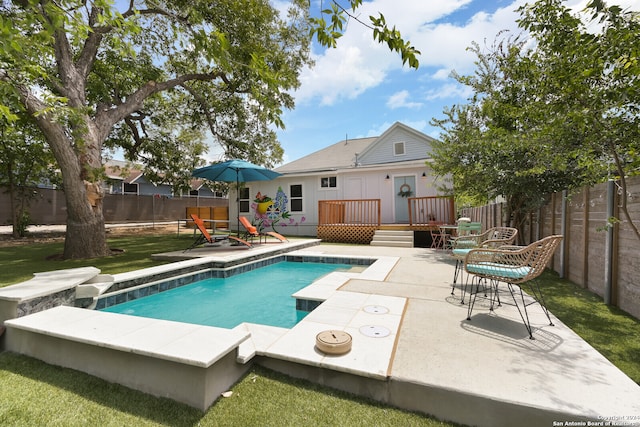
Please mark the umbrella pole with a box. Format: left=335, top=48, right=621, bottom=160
left=236, top=175, right=241, bottom=238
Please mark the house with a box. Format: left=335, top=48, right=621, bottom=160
left=230, top=122, right=452, bottom=237
left=104, top=160, right=223, bottom=199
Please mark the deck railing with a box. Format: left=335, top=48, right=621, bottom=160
left=318, top=199, right=381, bottom=226
left=408, top=196, right=456, bottom=226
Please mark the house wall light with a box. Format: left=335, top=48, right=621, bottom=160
left=421, top=172, right=427, bottom=178
left=385, top=174, right=390, bottom=180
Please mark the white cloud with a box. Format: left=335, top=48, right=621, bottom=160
left=386, top=90, right=423, bottom=109
left=425, top=82, right=473, bottom=101
left=294, top=0, right=526, bottom=105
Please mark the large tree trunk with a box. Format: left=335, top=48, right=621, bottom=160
left=62, top=179, right=109, bottom=259
left=45, top=120, right=110, bottom=259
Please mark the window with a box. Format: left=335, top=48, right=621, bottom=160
left=290, top=184, right=303, bottom=212
left=320, top=176, right=337, bottom=188
left=239, top=187, right=250, bottom=213
left=189, top=189, right=199, bottom=197
left=394, top=142, right=405, bottom=156
left=123, top=182, right=138, bottom=194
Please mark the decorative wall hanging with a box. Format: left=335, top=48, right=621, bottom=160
left=397, top=178, right=413, bottom=197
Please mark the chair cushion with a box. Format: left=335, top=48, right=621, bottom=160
left=466, top=263, right=532, bottom=280
left=452, top=248, right=472, bottom=260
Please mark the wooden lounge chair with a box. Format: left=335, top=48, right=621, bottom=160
left=185, top=214, right=252, bottom=251
left=239, top=216, right=287, bottom=244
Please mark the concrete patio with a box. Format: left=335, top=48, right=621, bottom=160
left=4, top=241, right=640, bottom=426
left=138, top=242, right=640, bottom=425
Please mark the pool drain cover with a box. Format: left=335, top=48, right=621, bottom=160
left=363, top=305, right=389, bottom=314
left=316, top=330, right=352, bottom=355
left=359, top=325, right=390, bottom=338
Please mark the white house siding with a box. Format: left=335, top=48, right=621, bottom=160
left=230, top=164, right=444, bottom=237
left=358, top=127, right=434, bottom=166
left=230, top=122, right=451, bottom=237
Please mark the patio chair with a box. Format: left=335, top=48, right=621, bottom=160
left=450, top=226, right=518, bottom=301
left=428, top=221, right=447, bottom=249
left=185, top=214, right=252, bottom=251
left=464, top=234, right=563, bottom=339
left=239, top=216, right=288, bottom=244
left=455, top=221, right=482, bottom=237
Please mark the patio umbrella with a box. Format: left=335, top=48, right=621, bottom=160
left=192, top=160, right=281, bottom=236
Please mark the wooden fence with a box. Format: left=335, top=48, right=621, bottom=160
left=317, top=199, right=381, bottom=244
left=461, top=176, right=640, bottom=320
left=0, top=187, right=227, bottom=226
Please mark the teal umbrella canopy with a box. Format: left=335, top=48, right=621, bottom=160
left=192, top=160, right=281, bottom=183
left=192, top=160, right=281, bottom=237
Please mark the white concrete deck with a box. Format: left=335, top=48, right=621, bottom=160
left=0, top=267, right=100, bottom=301
left=6, top=306, right=249, bottom=368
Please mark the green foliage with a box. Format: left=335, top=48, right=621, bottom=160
left=15, top=210, right=30, bottom=237
left=309, top=0, right=421, bottom=69
left=431, top=0, right=640, bottom=230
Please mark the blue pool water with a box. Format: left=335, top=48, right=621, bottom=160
left=101, top=261, right=353, bottom=329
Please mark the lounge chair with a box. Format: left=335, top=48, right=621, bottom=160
left=185, top=214, right=252, bottom=251
left=239, top=216, right=287, bottom=244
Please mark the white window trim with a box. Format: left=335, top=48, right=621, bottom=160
left=394, top=141, right=406, bottom=156
left=289, top=182, right=304, bottom=214
left=319, top=175, right=338, bottom=190
left=239, top=186, right=251, bottom=213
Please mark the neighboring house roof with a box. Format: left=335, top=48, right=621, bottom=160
left=275, top=122, right=435, bottom=174
left=104, top=160, right=143, bottom=184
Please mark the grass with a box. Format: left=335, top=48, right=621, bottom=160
left=1, top=233, right=639, bottom=425
left=0, top=233, right=195, bottom=286
left=0, top=353, right=454, bottom=426
left=538, top=271, right=640, bottom=384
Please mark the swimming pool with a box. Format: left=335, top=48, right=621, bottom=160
left=101, top=260, right=356, bottom=328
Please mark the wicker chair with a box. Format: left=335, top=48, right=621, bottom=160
left=450, top=227, right=519, bottom=300
left=463, top=235, right=563, bottom=339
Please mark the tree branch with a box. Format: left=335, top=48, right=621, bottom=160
left=95, top=71, right=230, bottom=141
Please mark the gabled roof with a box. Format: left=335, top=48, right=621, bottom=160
left=275, top=136, right=376, bottom=174
left=104, top=160, right=143, bottom=183
left=357, top=122, right=436, bottom=162
left=275, top=122, right=435, bottom=174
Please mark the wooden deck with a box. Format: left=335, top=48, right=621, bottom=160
left=317, top=197, right=455, bottom=244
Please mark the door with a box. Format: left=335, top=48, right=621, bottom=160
left=394, top=175, right=415, bottom=223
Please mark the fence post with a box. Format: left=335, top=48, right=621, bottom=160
left=604, top=179, right=615, bottom=305
left=559, top=190, right=567, bottom=278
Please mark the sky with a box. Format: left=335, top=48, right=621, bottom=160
left=268, top=0, right=640, bottom=166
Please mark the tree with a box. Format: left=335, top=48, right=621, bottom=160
left=431, top=38, right=584, bottom=232
left=431, top=0, right=640, bottom=238
left=0, top=0, right=313, bottom=259
left=0, top=0, right=419, bottom=260
left=517, top=0, right=640, bottom=239
left=0, top=116, right=58, bottom=237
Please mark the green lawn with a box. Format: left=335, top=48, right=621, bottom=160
left=1, top=234, right=639, bottom=425
left=0, top=352, right=456, bottom=426
left=0, top=233, right=195, bottom=286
